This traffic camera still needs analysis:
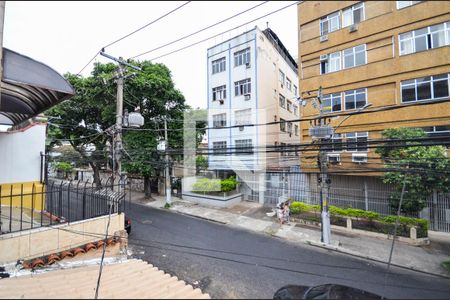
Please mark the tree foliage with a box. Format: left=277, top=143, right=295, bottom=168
left=375, top=127, right=450, bottom=214
left=46, top=60, right=203, bottom=190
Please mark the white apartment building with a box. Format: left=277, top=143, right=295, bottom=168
left=207, top=26, right=299, bottom=203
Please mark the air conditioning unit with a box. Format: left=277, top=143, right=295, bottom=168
left=219, top=99, right=224, bottom=105
left=320, top=54, right=328, bottom=61
left=244, top=94, right=251, bottom=100
left=349, top=24, right=358, bottom=33
left=239, top=126, right=244, bottom=131
left=246, top=62, right=251, bottom=69
left=327, top=153, right=341, bottom=164
left=352, top=153, right=368, bottom=163
left=280, top=83, right=284, bottom=88
left=320, top=34, right=328, bottom=42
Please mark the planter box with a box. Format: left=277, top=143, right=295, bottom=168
left=291, top=216, right=430, bottom=246
left=182, top=192, right=242, bottom=208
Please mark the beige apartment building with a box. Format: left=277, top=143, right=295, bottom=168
left=296, top=1, right=450, bottom=225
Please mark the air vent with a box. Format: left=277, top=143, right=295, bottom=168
left=352, top=153, right=367, bottom=163
left=349, top=24, right=358, bottom=33
left=320, top=34, right=328, bottom=42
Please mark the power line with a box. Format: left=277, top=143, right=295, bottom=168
left=141, top=1, right=300, bottom=61
left=103, top=1, right=191, bottom=50
left=130, top=1, right=269, bottom=59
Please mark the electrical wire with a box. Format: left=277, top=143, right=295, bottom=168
left=130, top=1, right=269, bottom=59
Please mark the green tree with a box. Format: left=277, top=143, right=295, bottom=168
left=376, top=127, right=450, bottom=214
left=46, top=60, right=194, bottom=190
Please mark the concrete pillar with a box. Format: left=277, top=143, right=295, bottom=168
left=410, top=227, right=417, bottom=240
left=258, top=172, right=265, bottom=204
left=346, top=218, right=352, bottom=230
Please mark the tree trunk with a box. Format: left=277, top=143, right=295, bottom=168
left=144, top=176, right=152, bottom=198
left=89, top=162, right=102, bottom=187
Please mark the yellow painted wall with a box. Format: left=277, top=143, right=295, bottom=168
left=0, top=182, right=45, bottom=211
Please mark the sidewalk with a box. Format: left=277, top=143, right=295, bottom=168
left=128, top=192, right=450, bottom=278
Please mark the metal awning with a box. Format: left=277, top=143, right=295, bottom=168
left=0, top=48, right=75, bottom=125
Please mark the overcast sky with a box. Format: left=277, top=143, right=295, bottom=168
left=3, top=1, right=298, bottom=109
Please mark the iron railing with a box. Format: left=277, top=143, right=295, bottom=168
left=0, top=177, right=127, bottom=235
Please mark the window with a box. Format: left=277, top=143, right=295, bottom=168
left=320, top=11, right=340, bottom=36
left=280, top=118, right=286, bottom=132
left=287, top=100, right=293, bottom=112
left=346, top=132, right=368, bottom=152
left=321, top=51, right=341, bottom=74
left=397, top=1, right=422, bottom=9
left=293, top=105, right=298, bottom=116
left=212, top=57, right=226, bottom=74
left=343, top=44, right=366, bottom=69
left=235, top=139, right=253, bottom=154
left=212, top=113, right=226, bottom=128
left=287, top=122, right=293, bottom=134
left=235, top=108, right=251, bottom=126
left=234, top=78, right=251, bottom=96
left=294, top=124, right=299, bottom=136
left=234, top=48, right=251, bottom=67
left=344, top=88, right=367, bottom=110
left=342, top=2, right=364, bottom=28
left=279, top=70, right=285, bottom=86
left=293, top=85, right=298, bottom=96
left=401, top=73, right=449, bottom=103
left=286, top=77, right=292, bottom=91
left=213, top=141, right=227, bottom=154
left=280, top=142, right=287, bottom=157
left=322, top=93, right=342, bottom=113
left=422, top=125, right=450, bottom=137
left=399, top=22, right=450, bottom=56
left=212, top=85, right=226, bottom=101
left=330, top=134, right=343, bottom=152
left=279, top=94, right=286, bottom=108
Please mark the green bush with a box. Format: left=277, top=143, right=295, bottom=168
left=289, top=201, right=427, bottom=237
left=192, top=176, right=237, bottom=193
left=55, top=162, right=73, bottom=173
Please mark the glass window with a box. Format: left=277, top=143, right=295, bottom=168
left=346, top=132, right=368, bottom=152
left=295, top=124, right=299, bottom=136
left=322, top=93, right=342, bottom=113
left=212, top=57, right=226, bottom=74
left=212, top=113, right=226, bottom=128
left=401, top=74, right=449, bottom=102
left=293, top=85, right=298, bottom=96
left=332, top=134, right=343, bottom=152
left=213, top=141, right=227, bottom=154
left=234, top=48, right=251, bottom=67
left=399, top=22, right=449, bottom=56
left=342, top=2, right=365, bottom=28
left=345, top=88, right=367, bottom=110
left=320, top=11, right=340, bottom=36
left=280, top=118, right=286, bottom=132
left=293, top=105, right=298, bottom=116
left=397, top=1, right=422, bottom=9
left=286, top=77, right=292, bottom=91
left=287, top=100, right=292, bottom=112
left=279, top=94, right=286, bottom=108
left=235, top=108, right=252, bottom=126
left=329, top=52, right=341, bottom=72
left=343, top=45, right=366, bottom=69
left=234, top=78, right=251, bottom=96
left=212, top=85, right=226, bottom=101
left=235, top=139, right=253, bottom=154
left=279, top=70, right=285, bottom=85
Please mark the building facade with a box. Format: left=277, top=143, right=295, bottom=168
left=206, top=26, right=299, bottom=203
left=297, top=1, right=450, bottom=229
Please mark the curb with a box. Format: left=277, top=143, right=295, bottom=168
left=134, top=201, right=450, bottom=279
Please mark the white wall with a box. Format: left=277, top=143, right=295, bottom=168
left=0, top=123, right=46, bottom=184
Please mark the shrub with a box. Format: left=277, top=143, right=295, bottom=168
left=290, top=202, right=319, bottom=214
left=55, top=162, right=73, bottom=173
left=192, top=178, right=221, bottom=193
left=221, top=176, right=237, bottom=193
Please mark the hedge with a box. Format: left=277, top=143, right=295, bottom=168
left=289, top=201, right=428, bottom=238
left=192, top=176, right=237, bottom=194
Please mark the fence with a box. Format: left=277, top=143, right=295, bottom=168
left=0, top=177, right=127, bottom=235
left=240, top=170, right=450, bottom=233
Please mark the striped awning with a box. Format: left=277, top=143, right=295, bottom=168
left=0, top=48, right=75, bottom=125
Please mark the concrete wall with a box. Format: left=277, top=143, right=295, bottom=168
left=0, top=213, right=124, bottom=264
left=182, top=192, right=242, bottom=208
left=0, top=123, right=46, bottom=184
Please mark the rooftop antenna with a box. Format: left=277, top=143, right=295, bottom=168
left=266, top=21, right=269, bottom=29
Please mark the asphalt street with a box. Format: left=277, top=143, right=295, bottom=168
left=125, top=202, right=450, bottom=299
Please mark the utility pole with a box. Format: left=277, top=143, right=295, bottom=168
left=99, top=50, right=142, bottom=187
left=164, top=117, right=172, bottom=205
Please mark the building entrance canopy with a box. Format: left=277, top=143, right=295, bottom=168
left=0, top=48, right=75, bottom=125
